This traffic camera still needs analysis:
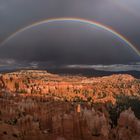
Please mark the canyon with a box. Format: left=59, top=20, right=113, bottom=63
left=0, top=70, right=140, bottom=140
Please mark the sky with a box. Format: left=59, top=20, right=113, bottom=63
left=0, top=0, right=140, bottom=71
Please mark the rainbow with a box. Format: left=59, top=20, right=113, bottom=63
left=1, top=17, right=140, bottom=56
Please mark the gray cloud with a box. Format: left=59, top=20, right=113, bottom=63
left=0, top=0, right=140, bottom=67
left=0, top=58, right=16, bottom=66
left=65, top=63, right=140, bottom=72
left=0, top=21, right=139, bottom=66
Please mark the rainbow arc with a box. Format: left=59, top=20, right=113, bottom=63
left=1, top=17, right=140, bottom=56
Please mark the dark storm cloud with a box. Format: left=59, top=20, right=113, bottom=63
left=0, top=0, right=140, bottom=66
left=1, top=0, right=140, bottom=42
left=0, top=21, right=139, bottom=66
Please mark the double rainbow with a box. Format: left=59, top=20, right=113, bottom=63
left=1, top=17, right=140, bottom=56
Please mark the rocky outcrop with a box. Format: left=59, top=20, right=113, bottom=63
left=83, top=108, right=110, bottom=139
left=0, top=70, right=140, bottom=140
left=0, top=70, right=140, bottom=104
left=116, top=108, right=140, bottom=140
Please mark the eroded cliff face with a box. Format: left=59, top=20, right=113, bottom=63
left=0, top=70, right=140, bottom=104
left=0, top=70, right=140, bottom=140
left=0, top=93, right=140, bottom=140
left=116, top=108, right=140, bottom=140
left=83, top=108, right=110, bottom=139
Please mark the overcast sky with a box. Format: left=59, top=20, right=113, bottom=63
left=0, top=0, right=140, bottom=67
